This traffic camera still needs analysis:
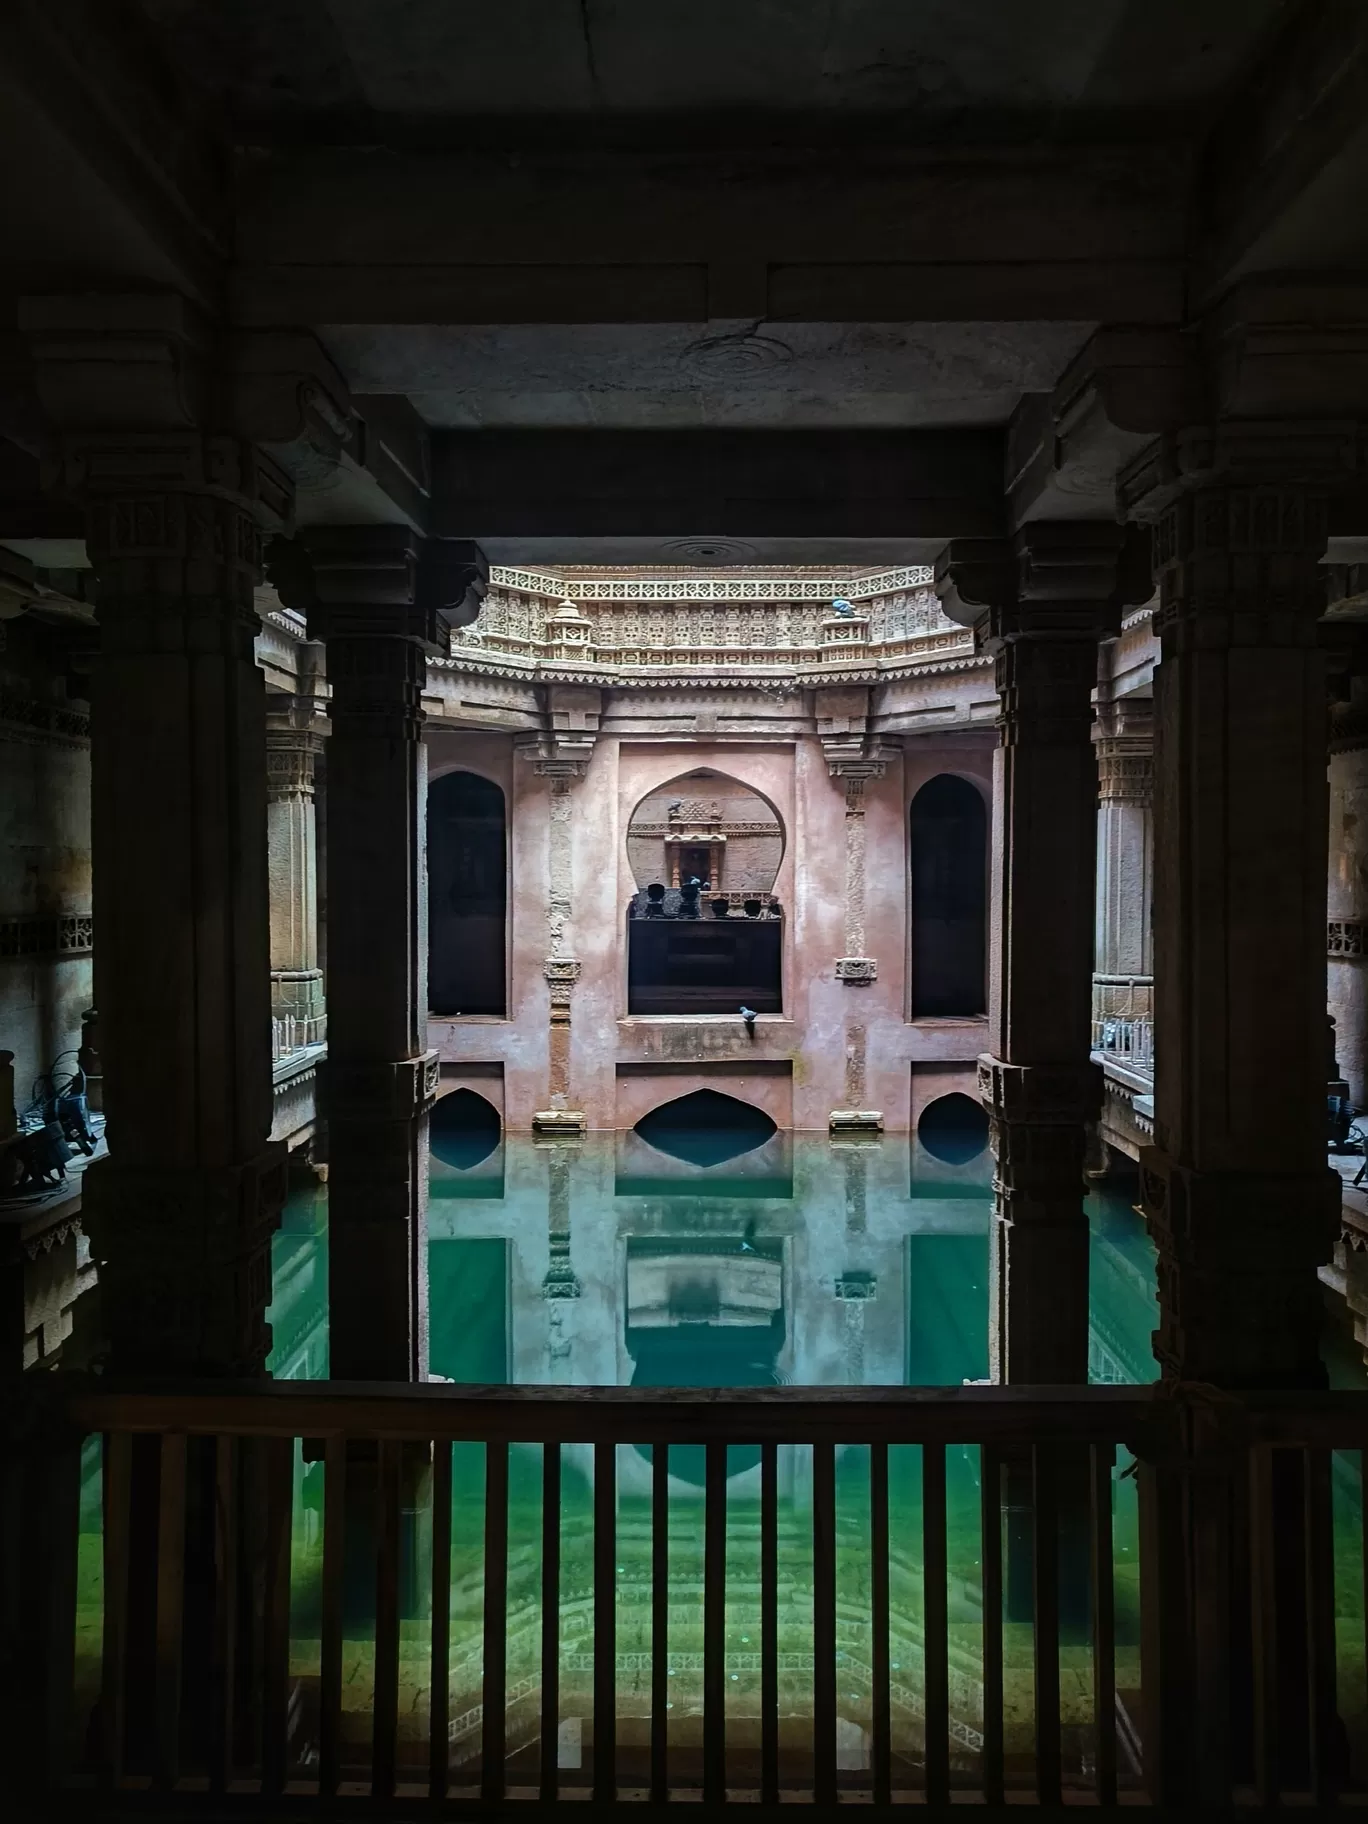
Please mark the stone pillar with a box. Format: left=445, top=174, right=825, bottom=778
left=1121, top=437, right=1341, bottom=1387
left=20, top=299, right=354, bottom=1373
left=277, top=527, right=487, bottom=1379
left=265, top=665, right=326, bottom=1041
left=936, top=526, right=1149, bottom=1382
left=53, top=450, right=291, bottom=1373
left=1093, top=697, right=1154, bottom=1036
left=1329, top=675, right=1368, bottom=1109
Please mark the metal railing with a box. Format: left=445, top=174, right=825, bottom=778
left=9, top=1381, right=1368, bottom=1810
left=1091, top=1015, right=1154, bottom=1077
left=271, top=1014, right=327, bottom=1063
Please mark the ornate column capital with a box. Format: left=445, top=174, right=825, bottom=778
left=270, top=526, right=489, bottom=652
left=264, top=706, right=327, bottom=801
left=1094, top=696, right=1154, bottom=807
left=934, top=523, right=1153, bottom=650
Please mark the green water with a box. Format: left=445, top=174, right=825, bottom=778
left=68, top=1132, right=1368, bottom=1793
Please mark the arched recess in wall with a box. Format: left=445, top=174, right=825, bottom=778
left=428, top=770, right=507, bottom=1016
left=909, top=774, right=987, bottom=1018
left=625, top=769, right=786, bottom=1015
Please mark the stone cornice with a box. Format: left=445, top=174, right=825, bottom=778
left=487, top=563, right=933, bottom=601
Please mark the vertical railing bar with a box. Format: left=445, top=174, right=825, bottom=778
left=812, top=1440, right=837, bottom=1807
left=593, top=1439, right=616, bottom=1803
left=923, top=1440, right=950, bottom=1807
left=260, top=1436, right=294, bottom=1797
left=429, top=1439, right=452, bottom=1803
left=318, top=1435, right=346, bottom=1798
left=704, top=1438, right=727, bottom=1805
left=101, top=1430, right=132, bottom=1788
left=1249, top=1443, right=1279, bottom=1809
left=869, top=1441, right=891, bottom=1806
left=154, top=1432, right=187, bottom=1792
left=1304, top=1445, right=1336, bottom=1810
left=650, top=1442, right=669, bottom=1805
left=760, top=1441, right=779, bottom=1807
left=540, top=1442, right=561, bottom=1804
left=980, top=1444, right=1004, bottom=1806
left=1032, top=1443, right=1061, bottom=1807
left=210, top=1434, right=238, bottom=1793
left=1090, top=1443, right=1118, bottom=1808
left=482, top=1439, right=510, bottom=1803
left=371, top=1439, right=401, bottom=1801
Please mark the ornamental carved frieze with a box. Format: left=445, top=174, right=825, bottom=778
left=1329, top=918, right=1367, bottom=959
left=0, top=913, right=92, bottom=959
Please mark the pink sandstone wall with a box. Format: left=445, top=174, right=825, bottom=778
left=427, top=725, right=995, bottom=1132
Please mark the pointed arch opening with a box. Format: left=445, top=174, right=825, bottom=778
left=634, top=1088, right=778, bottom=1167
left=910, top=774, right=987, bottom=1018
left=428, top=770, right=506, bottom=1016
left=430, top=1087, right=502, bottom=1170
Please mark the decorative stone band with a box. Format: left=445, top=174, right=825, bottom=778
left=0, top=913, right=92, bottom=959
left=326, top=1050, right=439, bottom=1123
left=1096, top=744, right=1154, bottom=808
left=835, top=956, right=877, bottom=985
left=1329, top=918, right=1367, bottom=958
left=977, top=1055, right=1104, bottom=1125
left=0, top=693, right=91, bottom=747
left=489, top=564, right=934, bottom=601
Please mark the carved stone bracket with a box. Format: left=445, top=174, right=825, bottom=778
left=834, top=1271, right=878, bottom=1300
left=1094, top=697, right=1154, bottom=807
left=274, top=527, right=488, bottom=654
left=835, top=956, right=877, bottom=985
left=935, top=523, right=1152, bottom=650
left=326, top=1051, right=439, bottom=1122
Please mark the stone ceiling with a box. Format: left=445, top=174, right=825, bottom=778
left=136, top=0, right=1288, bottom=145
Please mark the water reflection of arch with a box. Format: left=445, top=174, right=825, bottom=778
left=908, top=773, right=988, bottom=1018
left=428, top=768, right=507, bottom=1016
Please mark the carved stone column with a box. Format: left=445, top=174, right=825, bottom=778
left=936, top=525, right=1150, bottom=1382
left=520, top=703, right=597, bottom=1134
left=1120, top=436, right=1344, bottom=1386
left=19, top=298, right=355, bottom=1374
left=276, top=527, right=487, bottom=1379
left=1327, top=596, right=1368, bottom=1109
left=265, top=660, right=327, bottom=1038
left=1093, top=696, right=1154, bottom=1035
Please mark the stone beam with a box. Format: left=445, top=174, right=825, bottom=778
left=430, top=430, right=1005, bottom=543
left=231, top=146, right=1185, bottom=328
left=1194, top=3, right=1368, bottom=309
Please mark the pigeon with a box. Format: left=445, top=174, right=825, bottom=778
left=740, top=1006, right=757, bottom=1030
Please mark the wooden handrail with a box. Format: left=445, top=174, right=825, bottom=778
left=54, top=1377, right=1368, bottom=1449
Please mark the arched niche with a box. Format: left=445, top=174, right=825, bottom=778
left=909, top=774, right=987, bottom=1018
left=430, top=1086, right=502, bottom=1170
left=917, top=1090, right=990, bottom=1165
left=634, top=1087, right=778, bottom=1167
left=627, top=768, right=784, bottom=897
left=428, top=770, right=506, bottom=1016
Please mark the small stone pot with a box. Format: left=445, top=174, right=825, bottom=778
left=710, top=897, right=731, bottom=919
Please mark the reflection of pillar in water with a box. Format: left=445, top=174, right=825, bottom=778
left=835, top=1272, right=876, bottom=1385
left=541, top=1141, right=581, bottom=1376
